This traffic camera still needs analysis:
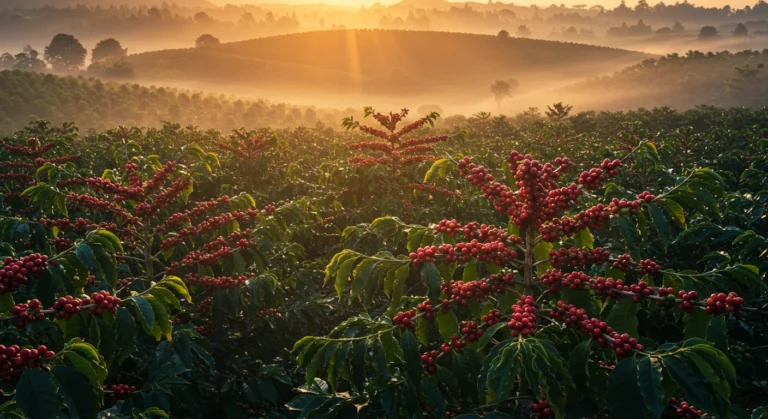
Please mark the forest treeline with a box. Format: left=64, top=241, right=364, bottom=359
left=2, top=0, right=768, bottom=53
left=0, top=70, right=349, bottom=132
left=0, top=3, right=301, bottom=53
left=565, top=49, right=768, bottom=109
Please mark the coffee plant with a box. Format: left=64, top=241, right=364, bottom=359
left=0, top=105, right=766, bottom=418
left=296, top=140, right=767, bottom=418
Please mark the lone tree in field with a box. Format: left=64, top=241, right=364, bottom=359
left=490, top=79, right=519, bottom=111
left=732, top=23, right=749, bottom=36
left=672, top=21, right=685, bottom=32
left=497, top=29, right=510, bottom=38
left=44, top=34, right=87, bottom=72
left=91, top=38, right=127, bottom=63
left=517, top=24, right=532, bottom=37
left=195, top=34, right=221, bottom=48
left=699, top=26, right=718, bottom=38
left=545, top=102, right=573, bottom=121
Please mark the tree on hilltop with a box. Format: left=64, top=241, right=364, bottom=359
left=92, top=38, right=127, bottom=63
left=44, top=34, right=87, bottom=72
left=195, top=34, right=221, bottom=48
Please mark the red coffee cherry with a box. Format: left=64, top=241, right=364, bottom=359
left=705, top=292, right=743, bottom=317
left=482, top=309, right=502, bottom=326
left=106, top=383, right=137, bottom=401
left=529, top=397, right=555, bottom=419
left=393, top=311, right=416, bottom=330
left=416, top=301, right=435, bottom=320
left=677, top=290, right=698, bottom=312
left=507, top=295, right=538, bottom=337
left=610, top=332, right=644, bottom=358
left=420, top=350, right=439, bottom=375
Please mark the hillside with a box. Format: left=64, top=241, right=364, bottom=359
left=0, top=70, right=344, bottom=132
left=557, top=49, right=768, bottom=110
left=127, top=29, right=651, bottom=105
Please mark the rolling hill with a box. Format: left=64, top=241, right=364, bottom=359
left=127, top=29, right=651, bottom=105
left=555, top=50, right=768, bottom=110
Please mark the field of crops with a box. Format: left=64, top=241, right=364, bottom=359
left=0, top=106, right=766, bottom=418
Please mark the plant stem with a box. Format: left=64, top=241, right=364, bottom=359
left=523, top=225, right=534, bottom=294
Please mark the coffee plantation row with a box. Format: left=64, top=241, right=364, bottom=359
left=0, top=107, right=766, bottom=418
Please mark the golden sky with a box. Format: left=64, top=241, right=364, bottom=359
left=225, top=0, right=755, bottom=9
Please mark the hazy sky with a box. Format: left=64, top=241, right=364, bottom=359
left=225, top=0, right=756, bottom=9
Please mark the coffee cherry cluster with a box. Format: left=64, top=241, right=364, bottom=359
left=636, top=190, right=656, bottom=202
left=0, top=345, right=55, bottom=382
left=51, top=295, right=85, bottom=320
left=705, top=292, right=744, bottom=317
left=1, top=254, right=48, bottom=294
left=421, top=350, right=439, bottom=374
left=579, top=168, right=609, bottom=190
left=574, top=204, right=612, bottom=230
left=578, top=317, right=614, bottom=345
left=458, top=158, right=494, bottom=185
left=541, top=269, right=565, bottom=291
left=10, top=300, right=44, bottom=327
left=460, top=321, right=483, bottom=342
left=549, top=247, right=610, bottom=270
left=83, top=291, right=121, bottom=315
left=106, top=384, right=137, bottom=400
left=628, top=281, right=654, bottom=302
left=184, top=273, right=248, bottom=291
left=608, top=198, right=643, bottom=216
left=52, top=237, right=74, bottom=251
left=409, top=245, right=441, bottom=265
left=529, top=397, right=555, bottom=419
left=444, top=407, right=464, bottom=419
left=393, top=311, right=416, bottom=330
left=434, top=219, right=462, bottom=236
left=458, top=157, right=520, bottom=216
left=612, top=253, right=633, bottom=271
left=453, top=240, right=517, bottom=265
left=449, top=334, right=467, bottom=350
left=676, top=290, right=699, bottom=312
left=461, top=222, right=519, bottom=244
left=540, top=204, right=612, bottom=242
left=507, top=151, right=564, bottom=229
left=638, top=259, right=662, bottom=275
left=601, top=158, right=622, bottom=175
left=577, top=159, right=622, bottom=190
left=482, top=309, right=502, bottom=326
left=40, top=217, right=71, bottom=231
left=195, top=323, right=213, bottom=336
left=550, top=301, right=588, bottom=328
left=610, top=332, right=645, bottom=358
left=507, top=295, right=538, bottom=337
left=416, top=301, right=435, bottom=320
left=545, top=184, right=583, bottom=215
left=410, top=240, right=518, bottom=267
left=256, top=308, right=281, bottom=317
left=669, top=399, right=702, bottom=418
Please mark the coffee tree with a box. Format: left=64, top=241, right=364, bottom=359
left=294, top=143, right=765, bottom=418
left=0, top=136, right=311, bottom=417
